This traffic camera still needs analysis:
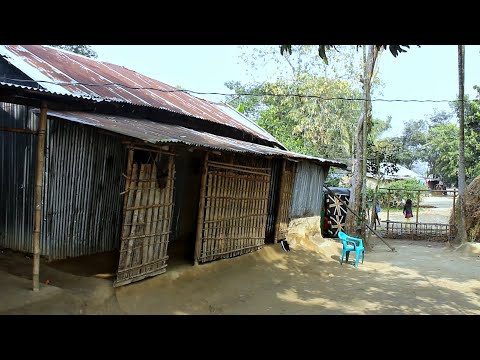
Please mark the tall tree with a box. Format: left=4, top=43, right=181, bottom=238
left=50, top=45, right=98, bottom=58
left=454, top=45, right=467, bottom=245
left=226, top=75, right=362, bottom=161
left=345, top=45, right=381, bottom=244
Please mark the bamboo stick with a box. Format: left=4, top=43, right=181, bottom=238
left=157, top=155, right=167, bottom=270
left=243, top=172, right=251, bottom=255
left=118, top=163, right=138, bottom=276
left=260, top=170, right=269, bottom=247
left=125, top=164, right=146, bottom=269
left=260, top=169, right=270, bottom=246
left=217, top=165, right=227, bottom=258
left=386, top=190, right=391, bottom=223
left=235, top=171, right=244, bottom=257
left=125, top=145, right=175, bottom=156
left=150, top=167, right=161, bottom=264
left=199, top=242, right=265, bottom=259
left=194, top=153, right=208, bottom=265
left=229, top=169, right=238, bottom=258
left=250, top=171, right=258, bottom=252
left=452, top=190, right=456, bottom=228
left=164, top=154, right=175, bottom=266
left=208, top=171, right=271, bottom=182
left=416, top=189, right=420, bottom=224
left=142, top=164, right=157, bottom=271
left=133, top=164, right=151, bottom=276
left=252, top=171, right=259, bottom=252
left=273, top=159, right=286, bottom=243
left=207, top=164, right=272, bottom=177
left=0, top=126, right=37, bottom=135
left=32, top=103, right=47, bottom=292
left=204, top=168, right=214, bottom=261
left=209, top=168, right=219, bottom=261
left=208, top=160, right=271, bottom=171
left=122, top=149, right=135, bottom=217
left=116, top=257, right=168, bottom=273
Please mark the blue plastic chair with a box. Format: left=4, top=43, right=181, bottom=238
left=338, top=231, right=365, bottom=268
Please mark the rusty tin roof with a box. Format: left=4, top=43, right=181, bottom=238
left=0, top=45, right=280, bottom=145
left=43, top=110, right=346, bottom=168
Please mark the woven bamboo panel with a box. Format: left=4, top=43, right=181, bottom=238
left=383, top=220, right=455, bottom=242
left=198, top=157, right=271, bottom=263
left=274, top=161, right=296, bottom=242
left=114, top=150, right=175, bottom=287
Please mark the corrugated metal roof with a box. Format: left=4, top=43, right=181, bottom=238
left=0, top=81, right=103, bottom=101
left=0, top=45, right=280, bottom=145
left=42, top=110, right=346, bottom=168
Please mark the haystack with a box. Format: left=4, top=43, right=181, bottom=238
left=450, top=175, right=480, bottom=242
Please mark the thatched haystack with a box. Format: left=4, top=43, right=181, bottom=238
left=450, top=175, right=480, bottom=242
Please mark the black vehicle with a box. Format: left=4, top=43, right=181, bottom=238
left=321, top=187, right=351, bottom=238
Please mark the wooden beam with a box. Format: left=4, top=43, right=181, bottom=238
left=273, top=159, right=286, bottom=243
left=0, top=126, right=37, bottom=135
left=194, top=153, right=209, bottom=265
left=32, top=103, right=47, bottom=291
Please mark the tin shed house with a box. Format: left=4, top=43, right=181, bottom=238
left=0, top=45, right=346, bottom=287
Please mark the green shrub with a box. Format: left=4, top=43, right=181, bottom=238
left=382, top=179, right=429, bottom=208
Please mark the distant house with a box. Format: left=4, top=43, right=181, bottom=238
left=365, top=163, right=426, bottom=189
left=0, top=45, right=346, bottom=287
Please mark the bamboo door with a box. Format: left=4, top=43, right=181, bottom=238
left=114, top=148, right=175, bottom=287
left=274, top=160, right=296, bottom=242
left=194, top=157, right=271, bottom=264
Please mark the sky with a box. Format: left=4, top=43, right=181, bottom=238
left=91, top=45, right=480, bottom=137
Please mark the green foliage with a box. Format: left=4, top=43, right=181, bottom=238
left=50, top=45, right=98, bottom=58
left=324, top=171, right=341, bottom=187
left=384, top=179, right=429, bottom=208
left=396, top=119, right=428, bottom=169
left=226, top=73, right=363, bottom=161
left=280, top=45, right=414, bottom=65
left=425, top=123, right=458, bottom=184
left=366, top=120, right=401, bottom=177
left=421, top=94, right=480, bottom=185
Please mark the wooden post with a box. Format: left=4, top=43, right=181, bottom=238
left=415, top=189, right=420, bottom=224
left=452, top=190, right=456, bottom=228
left=194, top=153, right=208, bottom=265
left=123, top=148, right=135, bottom=210
left=386, top=189, right=390, bottom=223
left=32, top=103, right=47, bottom=292
left=273, top=159, right=286, bottom=243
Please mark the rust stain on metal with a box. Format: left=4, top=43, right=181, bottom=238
left=44, top=110, right=346, bottom=168
left=1, top=45, right=278, bottom=144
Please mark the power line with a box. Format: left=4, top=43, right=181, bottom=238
left=1, top=77, right=466, bottom=103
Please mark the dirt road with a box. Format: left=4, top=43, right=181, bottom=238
left=2, top=236, right=479, bottom=315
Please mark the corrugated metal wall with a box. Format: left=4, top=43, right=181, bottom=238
left=0, top=103, right=37, bottom=253
left=290, top=161, right=328, bottom=218
left=43, top=118, right=126, bottom=259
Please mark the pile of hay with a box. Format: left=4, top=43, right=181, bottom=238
left=450, top=175, right=480, bottom=242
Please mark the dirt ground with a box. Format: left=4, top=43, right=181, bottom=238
left=1, top=235, right=479, bottom=315
left=2, top=195, right=478, bottom=315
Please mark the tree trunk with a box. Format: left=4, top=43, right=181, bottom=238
left=345, top=45, right=379, bottom=249
left=454, top=45, right=467, bottom=245
left=345, top=114, right=364, bottom=234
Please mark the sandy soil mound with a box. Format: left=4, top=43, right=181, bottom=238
left=455, top=242, right=480, bottom=256
left=450, top=175, right=480, bottom=242
left=287, top=216, right=342, bottom=259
